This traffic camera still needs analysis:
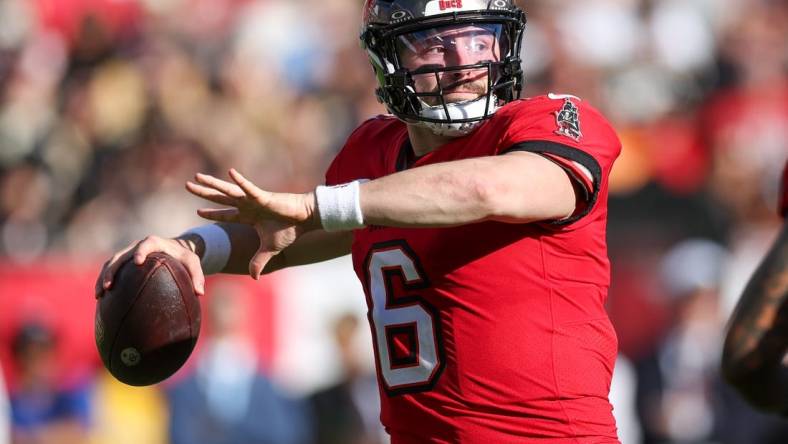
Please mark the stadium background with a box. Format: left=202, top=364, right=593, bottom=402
left=0, top=0, right=786, bottom=443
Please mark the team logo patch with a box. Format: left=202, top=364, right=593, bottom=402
left=554, top=98, right=582, bottom=141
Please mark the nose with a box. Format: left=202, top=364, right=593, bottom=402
left=446, top=47, right=476, bottom=79
left=446, top=45, right=476, bottom=69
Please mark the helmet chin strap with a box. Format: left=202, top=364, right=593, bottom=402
left=414, top=94, right=499, bottom=137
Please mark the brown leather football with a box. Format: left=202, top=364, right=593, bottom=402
left=95, top=252, right=201, bottom=386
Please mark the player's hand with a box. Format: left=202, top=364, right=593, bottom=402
left=186, top=168, right=319, bottom=279
left=95, top=236, right=205, bottom=299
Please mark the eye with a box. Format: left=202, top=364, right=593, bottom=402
left=423, top=45, right=446, bottom=56
left=418, top=37, right=447, bottom=57
left=472, top=42, right=488, bottom=52
left=469, top=37, right=494, bottom=53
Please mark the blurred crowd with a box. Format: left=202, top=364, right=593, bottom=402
left=0, top=0, right=786, bottom=443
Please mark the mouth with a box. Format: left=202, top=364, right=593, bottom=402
left=418, top=78, right=488, bottom=106
left=441, top=84, right=485, bottom=101
left=443, top=91, right=482, bottom=101
left=421, top=92, right=482, bottom=107
left=440, top=76, right=487, bottom=96
left=442, top=85, right=481, bottom=93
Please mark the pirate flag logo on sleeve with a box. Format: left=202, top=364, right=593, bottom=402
left=554, top=98, right=582, bottom=141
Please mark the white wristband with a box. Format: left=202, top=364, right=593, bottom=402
left=181, top=224, right=231, bottom=275
left=315, top=180, right=366, bottom=232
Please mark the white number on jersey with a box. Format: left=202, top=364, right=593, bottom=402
left=364, top=241, right=444, bottom=395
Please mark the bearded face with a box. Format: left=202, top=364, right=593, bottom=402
left=396, top=24, right=503, bottom=106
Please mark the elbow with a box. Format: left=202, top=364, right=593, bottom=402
left=467, top=175, right=518, bottom=221
left=468, top=176, right=500, bottom=218
left=471, top=176, right=576, bottom=223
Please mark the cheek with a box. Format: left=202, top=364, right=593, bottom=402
left=399, top=53, right=431, bottom=71
left=399, top=54, right=415, bottom=69
left=412, top=74, right=438, bottom=91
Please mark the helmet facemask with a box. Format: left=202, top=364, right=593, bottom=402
left=362, top=10, right=525, bottom=136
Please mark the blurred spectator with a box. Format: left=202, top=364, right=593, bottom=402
left=166, top=284, right=311, bottom=444
left=715, top=382, right=788, bottom=444
left=654, top=239, right=728, bottom=442
left=8, top=323, right=92, bottom=444
left=642, top=237, right=788, bottom=444
left=1, top=361, right=8, bottom=444
left=89, top=371, right=168, bottom=444
left=701, top=3, right=788, bottom=320
left=717, top=161, right=788, bottom=441
left=309, top=313, right=383, bottom=444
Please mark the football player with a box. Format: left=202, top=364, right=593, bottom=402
left=722, top=160, right=788, bottom=416
left=98, top=1, right=622, bottom=441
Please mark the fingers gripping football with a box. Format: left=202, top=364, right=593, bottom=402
left=136, top=236, right=204, bottom=294
left=96, top=236, right=205, bottom=298
left=96, top=243, right=138, bottom=297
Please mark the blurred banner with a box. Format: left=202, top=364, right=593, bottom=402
left=0, top=259, right=277, bottom=389
left=0, top=259, right=99, bottom=389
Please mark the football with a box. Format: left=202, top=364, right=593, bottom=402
left=95, top=252, right=201, bottom=386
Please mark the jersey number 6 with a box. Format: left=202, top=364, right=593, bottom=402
left=364, top=241, right=445, bottom=396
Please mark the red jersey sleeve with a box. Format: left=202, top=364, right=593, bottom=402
left=497, top=95, right=621, bottom=227
left=780, top=160, right=788, bottom=219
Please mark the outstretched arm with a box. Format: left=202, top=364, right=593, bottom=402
left=96, top=224, right=352, bottom=298
left=179, top=224, right=352, bottom=275
left=359, top=151, right=577, bottom=227
left=193, top=152, right=578, bottom=230
left=188, top=151, right=579, bottom=277
left=721, top=222, right=788, bottom=415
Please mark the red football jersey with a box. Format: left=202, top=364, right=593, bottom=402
left=781, top=160, right=788, bottom=218
left=325, top=95, right=622, bottom=443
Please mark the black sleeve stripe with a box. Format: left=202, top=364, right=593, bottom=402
left=501, top=140, right=603, bottom=226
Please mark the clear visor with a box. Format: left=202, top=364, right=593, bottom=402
left=395, top=23, right=507, bottom=72
left=395, top=24, right=507, bottom=104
